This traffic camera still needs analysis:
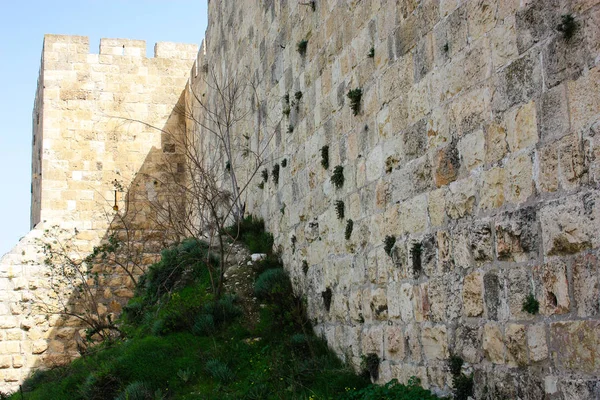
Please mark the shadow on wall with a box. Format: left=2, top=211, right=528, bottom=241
left=23, top=91, right=191, bottom=383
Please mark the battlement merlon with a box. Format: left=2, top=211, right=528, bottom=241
left=43, top=34, right=198, bottom=60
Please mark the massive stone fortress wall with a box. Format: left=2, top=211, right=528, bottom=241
left=194, top=1, right=600, bottom=398
left=0, top=35, right=196, bottom=392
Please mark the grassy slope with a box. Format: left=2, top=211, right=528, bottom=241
left=13, top=217, right=441, bottom=400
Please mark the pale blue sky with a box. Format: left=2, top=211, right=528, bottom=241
left=0, top=1, right=208, bottom=256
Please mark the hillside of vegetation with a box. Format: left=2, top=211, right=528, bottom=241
left=11, top=217, right=442, bottom=400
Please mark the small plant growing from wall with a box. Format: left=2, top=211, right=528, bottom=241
left=280, top=203, right=285, bottom=214
left=322, top=288, right=332, bottom=312
left=258, top=182, right=265, bottom=189
left=261, top=168, right=269, bottom=183
left=347, top=88, right=363, bottom=116
left=522, top=293, right=539, bottom=314
left=557, top=14, right=577, bottom=40
left=334, top=200, right=345, bottom=220
left=299, top=0, right=316, bottom=11
left=448, top=355, right=474, bottom=400
left=384, top=235, right=396, bottom=256
left=288, top=124, right=294, bottom=134
left=443, top=43, right=449, bottom=53
left=361, top=353, right=380, bottom=381
left=367, top=47, right=375, bottom=58
left=411, top=242, right=422, bottom=277
left=293, top=91, right=303, bottom=111
left=281, top=158, right=287, bottom=168
left=345, top=219, right=354, bottom=240
left=331, top=165, right=344, bottom=189
left=272, top=164, right=280, bottom=185
left=282, top=93, right=291, bottom=117
left=225, top=160, right=231, bottom=172
left=291, top=235, right=297, bottom=253
left=297, top=39, right=308, bottom=56
left=302, top=260, right=309, bottom=275
left=320, top=145, right=330, bottom=169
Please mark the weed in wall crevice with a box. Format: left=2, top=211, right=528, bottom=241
left=557, top=14, right=577, bottom=40
left=335, top=200, right=345, bottom=220
left=297, top=39, right=308, bottom=56
left=361, top=353, right=380, bottom=382
left=291, top=235, right=297, bottom=253
left=448, top=355, right=474, bottom=400
left=384, top=235, right=396, bottom=257
left=302, top=260, right=309, bottom=275
left=288, top=124, right=294, bottom=134
left=347, top=88, right=363, bottom=116
left=522, top=293, right=539, bottom=314
left=367, top=47, right=374, bottom=58
left=282, top=93, right=291, bottom=117
left=345, top=219, right=353, bottom=240
left=411, top=242, right=422, bottom=278
left=281, top=158, right=287, bottom=168
left=322, top=288, right=332, bottom=312
left=272, top=164, right=280, bottom=185
left=261, top=168, right=268, bottom=183
left=331, top=165, right=344, bottom=189
left=321, top=145, right=329, bottom=169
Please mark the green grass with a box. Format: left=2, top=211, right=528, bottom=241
left=14, top=217, right=442, bottom=400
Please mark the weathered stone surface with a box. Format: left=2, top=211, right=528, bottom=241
left=484, top=271, right=502, bottom=321
left=495, top=207, right=538, bottom=262
left=540, top=193, right=599, bottom=256
left=445, top=177, right=477, bottom=220
left=463, top=272, right=484, bottom=317
left=550, top=321, right=600, bottom=373
left=483, top=323, right=505, bottom=364
left=505, top=324, right=528, bottom=367
left=421, top=324, right=448, bottom=361
left=486, top=122, right=508, bottom=164
left=454, top=324, right=482, bottom=363
left=434, top=141, right=460, bottom=187
left=572, top=253, right=600, bottom=317
left=384, top=324, right=406, bottom=361
left=527, top=324, right=548, bottom=362
left=537, top=84, right=570, bottom=142
left=533, top=260, right=570, bottom=315
left=479, top=166, right=505, bottom=210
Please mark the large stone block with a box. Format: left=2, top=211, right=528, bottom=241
left=495, top=206, right=539, bottom=262
left=572, top=253, right=600, bottom=317
left=550, top=320, right=600, bottom=373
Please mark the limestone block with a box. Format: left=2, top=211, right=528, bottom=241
left=572, top=253, right=600, bottom=317
left=533, top=260, right=570, bottom=315
left=458, top=129, right=485, bottom=172
left=540, top=193, right=599, bottom=256
left=428, top=188, right=446, bottom=227
left=405, top=323, right=422, bottom=363
left=492, top=49, right=542, bottom=112
left=490, top=15, right=519, bottom=69
left=505, top=101, right=538, bottom=152
left=515, top=1, right=561, bottom=54
left=361, top=325, right=384, bottom=357
left=421, top=324, right=448, bottom=361
left=398, top=194, right=428, bottom=234
left=434, top=141, right=460, bottom=187
left=483, top=323, right=505, bottom=364
left=445, top=177, right=477, bottom=220
left=527, top=324, right=548, bottom=362
left=507, top=267, right=534, bottom=321
left=483, top=271, right=503, bottom=321
left=463, top=272, right=483, bottom=317
left=370, top=288, right=388, bottom=321
left=505, top=324, right=528, bottom=367
left=454, top=324, right=482, bottom=364
left=426, top=278, right=446, bottom=322
left=567, top=67, right=600, bottom=133
left=557, top=134, right=587, bottom=190
left=12, top=356, right=24, bottom=369
left=468, top=0, right=497, bottom=40
left=505, top=152, right=533, bottom=205
left=495, top=206, right=538, bottom=262
left=537, top=143, right=559, bottom=193
left=537, top=84, right=570, bottom=142
left=384, top=324, right=406, bottom=361
left=550, top=320, right=600, bottom=373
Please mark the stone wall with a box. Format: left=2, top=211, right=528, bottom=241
left=191, top=1, right=600, bottom=398
left=0, top=35, right=196, bottom=392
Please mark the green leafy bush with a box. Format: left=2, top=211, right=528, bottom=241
left=347, top=88, right=363, bottom=116
left=342, top=378, right=440, bottom=400
left=522, top=293, right=539, bottom=314
left=331, top=165, right=344, bottom=189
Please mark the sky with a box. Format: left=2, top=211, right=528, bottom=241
left=0, top=1, right=208, bottom=256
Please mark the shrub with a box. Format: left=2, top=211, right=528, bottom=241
left=342, top=378, right=440, bottom=400
left=347, top=88, right=362, bottom=116
left=226, top=215, right=274, bottom=254
left=254, top=268, right=292, bottom=301
left=205, top=359, right=235, bottom=384
left=115, top=381, right=154, bottom=400
left=331, top=165, right=344, bottom=189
